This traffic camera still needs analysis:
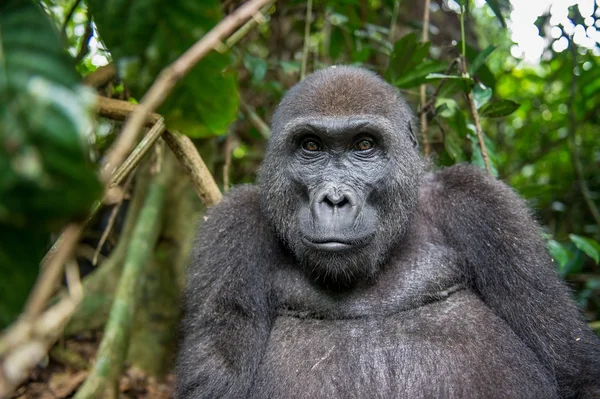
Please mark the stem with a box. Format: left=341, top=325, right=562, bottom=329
left=458, top=7, right=491, bottom=175
left=74, top=156, right=171, bottom=399
left=300, top=0, right=313, bottom=80
left=420, top=0, right=431, bottom=156
left=223, top=134, right=232, bottom=193
left=240, top=98, right=271, bottom=139
left=109, top=118, right=166, bottom=188
left=388, top=0, right=401, bottom=42
left=23, top=224, right=84, bottom=319
left=466, top=90, right=492, bottom=175
left=460, top=7, right=466, bottom=68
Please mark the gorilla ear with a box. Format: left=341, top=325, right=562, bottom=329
left=408, top=121, right=419, bottom=148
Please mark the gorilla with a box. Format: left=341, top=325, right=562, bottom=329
left=175, top=66, right=600, bottom=399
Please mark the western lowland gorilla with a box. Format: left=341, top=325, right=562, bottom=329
left=175, top=66, right=600, bottom=399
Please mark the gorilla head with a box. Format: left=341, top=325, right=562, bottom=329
left=259, top=66, right=424, bottom=285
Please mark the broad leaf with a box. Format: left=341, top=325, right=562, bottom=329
left=547, top=239, right=571, bottom=272
left=570, top=235, right=600, bottom=264
left=479, top=99, right=520, bottom=118
left=393, top=61, right=446, bottom=89
left=0, top=0, right=100, bottom=326
left=386, top=33, right=431, bottom=83
left=89, top=0, right=239, bottom=137
left=473, top=83, right=492, bottom=109
left=484, top=0, right=509, bottom=28
left=469, top=45, right=496, bottom=76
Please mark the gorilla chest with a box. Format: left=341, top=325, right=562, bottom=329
left=251, top=291, right=556, bottom=399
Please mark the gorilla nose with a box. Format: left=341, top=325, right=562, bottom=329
left=311, top=185, right=360, bottom=230
left=322, top=191, right=350, bottom=208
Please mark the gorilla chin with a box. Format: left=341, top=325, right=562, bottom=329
left=295, top=234, right=383, bottom=286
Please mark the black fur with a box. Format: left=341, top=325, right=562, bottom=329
left=176, top=66, right=600, bottom=398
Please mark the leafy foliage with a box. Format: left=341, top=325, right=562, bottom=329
left=88, top=0, right=239, bottom=137
left=0, top=0, right=100, bottom=325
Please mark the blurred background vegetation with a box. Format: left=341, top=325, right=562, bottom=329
left=1, top=0, right=599, bottom=397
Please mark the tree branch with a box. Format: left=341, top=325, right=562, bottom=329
left=300, top=0, right=313, bottom=80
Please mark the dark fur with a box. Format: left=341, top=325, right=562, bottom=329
left=176, top=66, right=600, bottom=398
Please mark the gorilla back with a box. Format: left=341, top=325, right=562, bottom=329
left=176, top=66, right=600, bottom=399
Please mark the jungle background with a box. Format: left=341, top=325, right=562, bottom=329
left=1, top=0, right=599, bottom=397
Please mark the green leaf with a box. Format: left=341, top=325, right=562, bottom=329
left=89, top=0, right=239, bottom=137
left=393, top=61, right=446, bottom=88
left=0, top=0, right=101, bottom=326
left=0, top=0, right=101, bottom=228
left=386, top=33, right=431, bottom=83
left=484, top=0, right=509, bottom=28
left=547, top=239, right=571, bottom=271
left=569, top=235, right=600, bottom=264
left=473, top=83, right=492, bottom=109
left=469, top=45, right=496, bottom=76
left=426, top=73, right=474, bottom=93
left=479, top=99, right=520, bottom=118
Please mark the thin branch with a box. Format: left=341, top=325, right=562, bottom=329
left=74, top=19, right=93, bottom=64
left=464, top=75, right=492, bottom=175
left=110, top=118, right=165, bottom=188
left=100, top=0, right=274, bottom=183
left=163, top=131, right=223, bottom=207
left=419, top=58, right=459, bottom=116
left=223, top=134, right=232, bottom=193
left=224, top=2, right=273, bottom=49
left=419, top=0, right=432, bottom=156
left=567, top=40, right=600, bottom=227
left=240, top=98, right=271, bottom=139
left=96, top=96, right=161, bottom=127
left=61, top=0, right=82, bottom=36
left=459, top=9, right=491, bottom=175
left=23, top=224, right=84, bottom=319
left=300, top=0, right=313, bottom=80
left=388, top=0, right=401, bottom=42
left=83, top=64, right=117, bottom=88
left=93, top=173, right=135, bottom=266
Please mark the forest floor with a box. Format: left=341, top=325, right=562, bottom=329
left=10, top=333, right=174, bottom=399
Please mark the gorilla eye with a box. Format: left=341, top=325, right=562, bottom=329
left=301, top=138, right=322, bottom=152
left=354, top=138, right=374, bottom=151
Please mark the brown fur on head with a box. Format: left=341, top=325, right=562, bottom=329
left=270, top=66, right=416, bottom=137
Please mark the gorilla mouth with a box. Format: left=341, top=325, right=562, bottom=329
left=301, top=237, right=370, bottom=252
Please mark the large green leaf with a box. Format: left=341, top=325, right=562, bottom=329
left=0, top=0, right=100, bottom=228
left=89, top=0, right=239, bottom=138
left=569, top=235, right=600, bottom=264
left=479, top=99, right=520, bottom=118
left=484, top=0, right=510, bottom=28
left=0, top=0, right=101, bottom=326
left=386, top=33, right=431, bottom=84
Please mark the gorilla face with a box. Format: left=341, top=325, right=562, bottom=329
left=259, top=66, right=424, bottom=285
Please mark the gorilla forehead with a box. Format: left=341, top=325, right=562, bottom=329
left=271, top=66, right=413, bottom=135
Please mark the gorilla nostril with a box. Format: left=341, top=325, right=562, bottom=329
left=337, top=197, right=350, bottom=208
left=323, top=195, right=349, bottom=208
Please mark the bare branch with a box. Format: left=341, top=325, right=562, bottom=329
left=163, top=131, right=222, bottom=207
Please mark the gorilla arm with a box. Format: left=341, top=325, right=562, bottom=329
left=430, top=164, right=600, bottom=399
left=175, top=186, right=275, bottom=399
